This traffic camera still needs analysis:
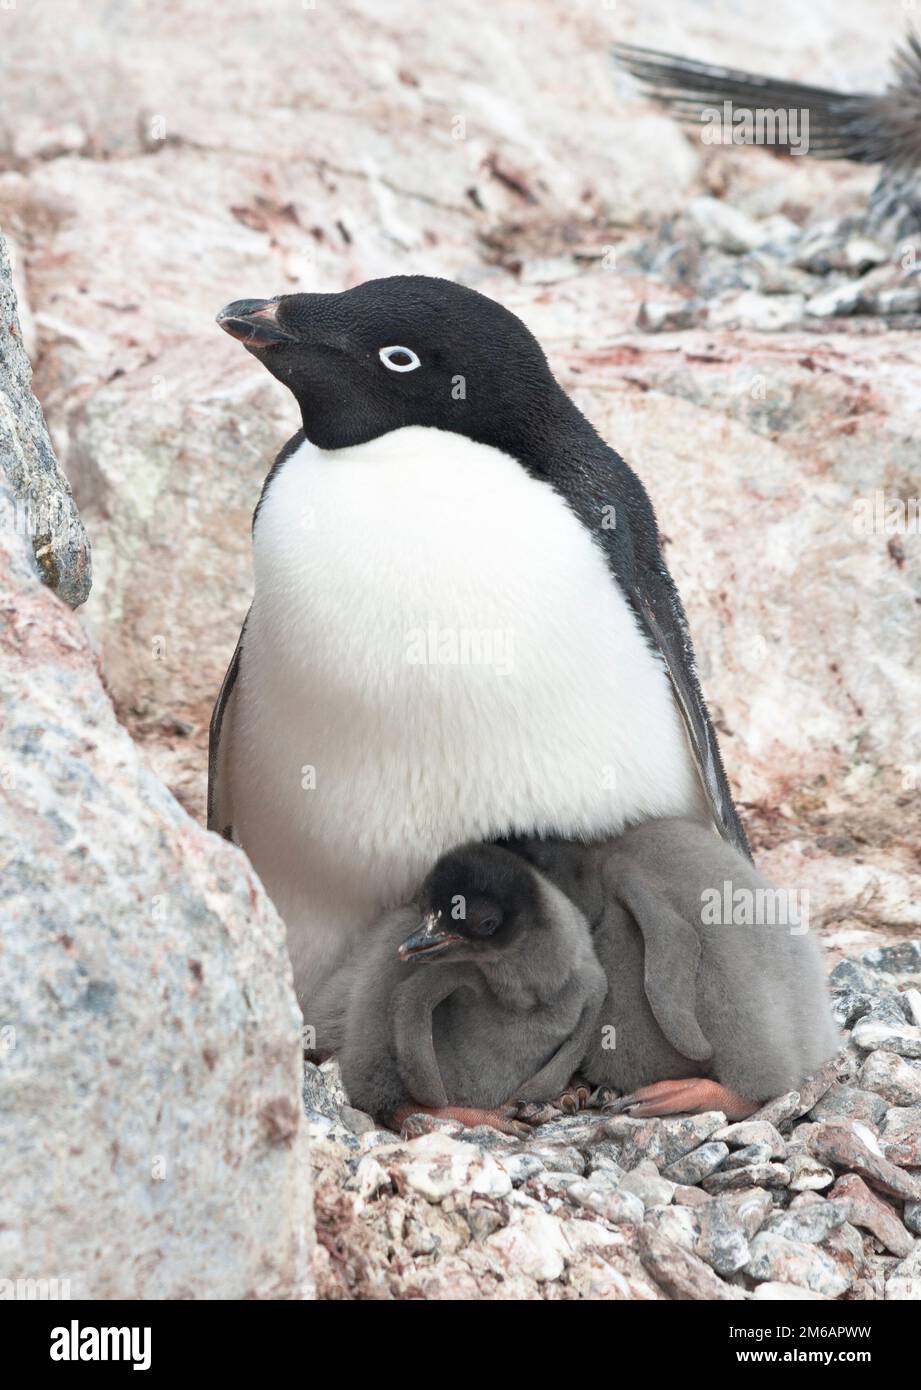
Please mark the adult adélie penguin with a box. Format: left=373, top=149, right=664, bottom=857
left=209, top=275, right=749, bottom=1051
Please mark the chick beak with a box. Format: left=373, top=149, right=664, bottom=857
left=216, top=297, right=297, bottom=348
left=398, top=912, right=464, bottom=962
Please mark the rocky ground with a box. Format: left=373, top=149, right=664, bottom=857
left=307, top=943, right=921, bottom=1300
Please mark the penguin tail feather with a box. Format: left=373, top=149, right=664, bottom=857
left=612, top=34, right=921, bottom=171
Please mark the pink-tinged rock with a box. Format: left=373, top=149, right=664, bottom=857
left=804, top=1122, right=921, bottom=1201
left=860, top=1051, right=921, bottom=1106
left=745, top=1233, right=852, bottom=1298
left=638, top=1225, right=746, bottom=1301
left=885, top=1246, right=921, bottom=1301
left=486, top=1209, right=571, bottom=1283
left=879, top=1105, right=921, bottom=1166
left=752, top=1282, right=829, bottom=1300
left=0, top=515, right=313, bottom=1299
left=829, top=1174, right=915, bottom=1256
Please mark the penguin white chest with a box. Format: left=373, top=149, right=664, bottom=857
left=232, top=425, right=700, bottom=1012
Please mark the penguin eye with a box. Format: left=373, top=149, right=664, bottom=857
left=471, top=912, right=501, bottom=938
left=379, top=345, right=420, bottom=373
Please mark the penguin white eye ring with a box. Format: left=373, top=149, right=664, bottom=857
left=379, top=345, right=421, bottom=372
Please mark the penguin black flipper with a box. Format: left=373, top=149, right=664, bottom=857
left=207, top=611, right=247, bottom=838
left=628, top=561, right=751, bottom=859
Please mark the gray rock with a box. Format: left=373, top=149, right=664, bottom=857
left=859, top=1050, right=921, bottom=1106
left=829, top=959, right=898, bottom=1000
left=495, top=1151, right=546, bottom=1186
left=0, top=235, right=91, bottom=606
left=725, top=1142, right=774, bottom=1168
left=750, top=1092, right=801, bottom=1128
left=765, top=1199, right=849, bottom=1244
left=647, top=1112, right=729, bottom=1168
left=528, top=1116, right=605, bottom=1146
left=582, top=1143, right=626, bottom=1179
left=745, top=1233, right=852, bottom=1298
left=885, top=1245, right=921, bottom=1300
left=805, top=279, right=866, bottom=319
left=696, top=1188, right=773, bottom=1277
left=637, top=299, right=702, bottom=333
left=0, top=518, right=313, bottom=1298
left=867, top=994, right=914, bottom=1027
left=458, top=1125, right=518, bottom=1152
left=879, top=1104, right=921, bottom=1167
left=526, top=1144, right=586, bottom=1176
left=684, top=196, right=770, bottom=254
left=619, top=1159, right=676, bottom=1208
left=347, top=1154, right=391, bottom=1199
left=568, top=1182, right=644, bottom=1226
left=796, top=1055, right=856, bottom=1113
left=752, top=1282, right=829, bottom=1300
left=529, top=1171, right=582, bottom=1198
left=904, top=989, right=921, bottom=1028
left=831, top=989, right=887, bottom=1030
left=638, top=1224, right=745, bottom=1300
left=703, top=1164, right=790, bottom=1195
left=852, top=1013, right=921, bottom=1058
left=358, top=1129, right=402, bottom=1151
left=302, top=1062, right=341, bottom=1123
left=810, top=1085, right=889, bottom=1130
left=786, top=1151, right=835, bottom=1191
left=904, top=1202, right=921, bottom=1236
left=662, top=1141, right=729, bottom=1184
left=861, top=942, right=921, bottom=983
left=644, top=1204, right=700, bottom=1252
left=339, top=1104, right=377, bottom=1136
left=708, top=289, right=806, bottom=332
left=713, top=1120, right=787, bottom=1158
left=464, top=1205, right=505, bottom=1241
left=399, top=1113, right=462, bottom=1139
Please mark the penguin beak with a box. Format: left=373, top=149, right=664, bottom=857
left=398, top=913, right=464, bottom=962
left=216, top=298, right=298, bottom=348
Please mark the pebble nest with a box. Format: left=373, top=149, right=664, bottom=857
left=629, top=196, right=921, bottom=335
left=306, top=941, right=921, bottom=1300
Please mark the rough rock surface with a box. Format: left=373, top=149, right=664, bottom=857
left=0, top=233, right=89, bottom=605
left=306, top=944, right=920, bottom=1300
left=0, top=504, right=313, bottom=1299
left=0, top=2, right=915, bottom=945
left=3, top=0, right=920, bottom=1301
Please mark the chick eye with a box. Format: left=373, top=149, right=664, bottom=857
left=379, top=345, right=420, bottom=372
left=473, top=914, right=501, bottom=937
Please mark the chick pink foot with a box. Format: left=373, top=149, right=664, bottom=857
left=390, top=1103, right=531, bottom=1138
left=607, top=1078, right=756, bottom=1120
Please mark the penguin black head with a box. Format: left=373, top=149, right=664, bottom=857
left=216, top=275, right=565, bottom=452
left=401, top=843, right=544, bottom=964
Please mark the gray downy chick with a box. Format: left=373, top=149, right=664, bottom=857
left=508, top=817, right=839, bottom=1119
left=338, top=842, right=607, bottom=1131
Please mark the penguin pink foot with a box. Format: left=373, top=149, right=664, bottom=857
left=606, top=1077, right=757, bottom=1120
left=390, top=1103, right=532, bottom=1138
